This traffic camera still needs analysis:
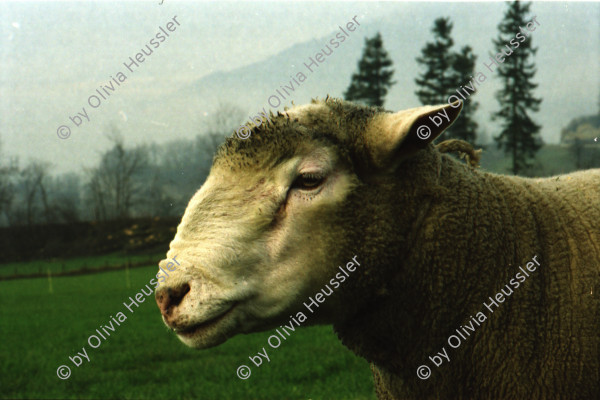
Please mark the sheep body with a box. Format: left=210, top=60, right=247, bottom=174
left=337, top=145, right=600, bottom=399
left=156, top=98, right=600, bottom=400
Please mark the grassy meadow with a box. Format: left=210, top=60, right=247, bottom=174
left=0, top=261, right=376, bottom=400
left=0, top=252, right=162, bottom=278
left=2, top=144, right=594, bottom=400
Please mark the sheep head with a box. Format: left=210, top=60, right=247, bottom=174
left=155, top=98, right=462, bottom=349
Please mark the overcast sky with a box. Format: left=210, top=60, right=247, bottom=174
left=1, top=0, right=599, bottom=174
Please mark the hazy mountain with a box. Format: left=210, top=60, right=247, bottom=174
left=1, top=1, right=598, bottom=175
left=133, top=2, right=600, bottom=151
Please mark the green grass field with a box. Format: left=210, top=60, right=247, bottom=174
left=3, top=144, right=590, bottom=399
left=1, top=262, right=376, bottom=400
left=0, top=252, right=164, bottom=277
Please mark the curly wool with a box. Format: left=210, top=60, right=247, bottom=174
left=333, top=143, right=600, bottom=400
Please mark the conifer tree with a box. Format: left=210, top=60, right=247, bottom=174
left=415, top=18, right=479, bottom=141
left=448, top=46, right=479, bottom=143
left=492, top=1, right=542, bottom=175
left=344, top=32, right=395, bottom=107
left=415, top=18, right=455, bottom=105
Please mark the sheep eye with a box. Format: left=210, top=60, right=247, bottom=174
left=291, top=173, right=324, bottom=191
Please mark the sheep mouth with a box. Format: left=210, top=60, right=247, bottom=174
left=175, top=303, right=238, bottom=338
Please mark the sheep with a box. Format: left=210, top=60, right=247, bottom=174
left=155, top=97, right=600, bottom=399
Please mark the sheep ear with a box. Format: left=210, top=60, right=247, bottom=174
left=366, top=101, right=462, bottom=169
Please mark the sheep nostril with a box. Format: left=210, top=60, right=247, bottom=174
left=155, top=283, right=191, bottom=316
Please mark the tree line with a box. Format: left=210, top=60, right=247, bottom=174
left=0, top=104, right=244, bottom=227
left=1, top=2, right=596, bottom=228
left=344, top=1, right=544, bottom=175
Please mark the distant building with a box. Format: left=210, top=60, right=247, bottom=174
left=560, top=113, right=600, bottom=144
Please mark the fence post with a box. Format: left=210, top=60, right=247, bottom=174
left=47, top=268, right=53, bottom=294
left=125, top=262, right=131, bottom=288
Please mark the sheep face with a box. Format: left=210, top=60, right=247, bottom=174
left=155, top=98, right=462, bottom=349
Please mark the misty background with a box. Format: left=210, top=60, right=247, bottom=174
left=0, top=0, right=599, bottom=226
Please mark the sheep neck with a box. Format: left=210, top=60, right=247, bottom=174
left=332, top=148, right=580, bottom=397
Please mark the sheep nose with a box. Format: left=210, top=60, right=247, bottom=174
left=155, top=283, right=191, bottom=319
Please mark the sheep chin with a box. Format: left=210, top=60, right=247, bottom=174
left=174, top=305, right=239, bottom=349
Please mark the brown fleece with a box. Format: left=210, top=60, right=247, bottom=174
left=333, top=144, right=600, bottom=400
left=213, top=97, right=600, bottom=399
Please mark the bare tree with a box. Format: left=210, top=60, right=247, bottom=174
left=201, top=102, right=247, bottom=155
left=20, top=161, right=51, bottom=225
left=195, top=102, right=247, bottom=179
left=0, top=139, right=18, bottom=225
left=204, top=102, right=247, bottom=139
left=86, top=127, right=149, bottom=220
left=49, top=173, right=81, bottom=223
